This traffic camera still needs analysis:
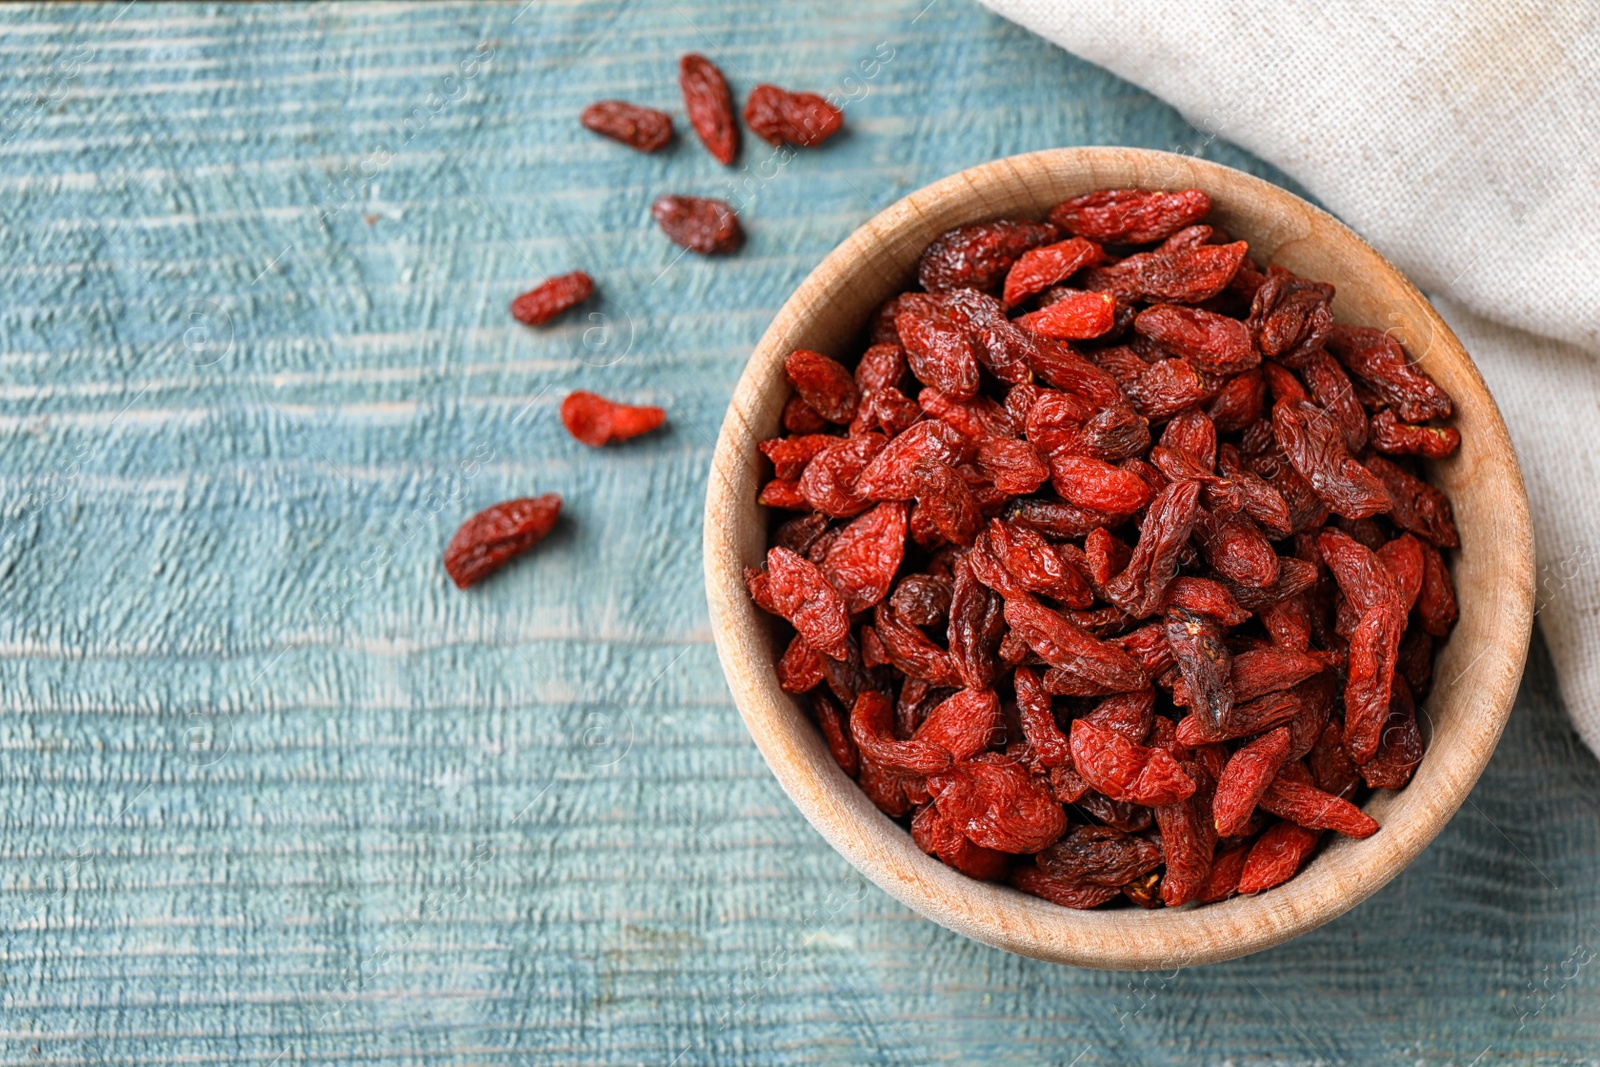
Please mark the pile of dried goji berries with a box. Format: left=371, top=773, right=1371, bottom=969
left=745, top=187, right=1461, bottom=908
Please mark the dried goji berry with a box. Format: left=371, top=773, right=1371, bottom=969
left=918, top=219, right=1058, bottom=295
left=1197, top=843, right=1250, bottom=903
left=782, top=394, right=829, bottom=434
left=1070, top=719, right=1194, bottom=806
left=1343, top=602, right=1406, bottom=763
left=1103, top=480, right=1200, bottom=618
left=746, top=546, right=852, bottom=662
left=1417, top=541, right=1458, bottom=637
left=1002, top=237, right=1105, bottom=308
left=651, top=194, right=743, bottom=254
left=1134, top=304, right=1257, bottom=374
left=1369, top=409, right=1460, bottom=458
left=940, top=289, right=1041, bottom=385
left=510, top=271, right=594, bottom=326
left=1325, top=324, right=1451, bottom=422
left=800, top=433, right=885, bottom=517
left=1153, top=755, right=1217, bottom=906
left=1360, top=676, right=1426, bottom=789
left=896, top=306, right=982, bottom=400
left=1165, top=606, right=1233, bottom=729
left=1365, top=454, right=1459, bottom=548
left=890, top=573, right=952, bottom=628
left=1049, top=453, right=1153, bottom=514
left=1048, top=188, right=1211, bottom=244
left=912, top=803, right=1010, bottom=880
left=1081, top=241, right=1247, bottom=304
left=560, top=391, right=666, bottom=447
left=1246, top=266, right=1334, bottom=368
left=1011, top=862, right=1122, bottom=909
left=1037, top=825, right=1162, bottom=887
left=1258, top=771, right=1379, bottom=838
left=1015, top=291, right=1118, bottom=340
left=809, top=691, right=860, bottom=777
left=785, top=349, right=859, bottom=424
left=444, top=495, right=562, bottom=589
left=580, top=100, right=673, bottom=152
left=1271, top=397, right=1390, bottom=519
left=1238, top=821, right=1321, bottom=894
left=930, top=753, right=1067, bottom=854
left=777, top=633, right=824, bottom=693
left=1213, top=726, right=1291, bottom=836
left=1004, top=593, right=1149, bottom=693
left=947, top=557, right=1006, bottom=690
left=743, top=83, right=843, bottom=147
left=1208, top=368, right=1266, bottom=433
left=679, top=53, right=738, bottom=164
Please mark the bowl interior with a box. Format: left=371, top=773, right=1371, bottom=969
left=704, top=147, right=1534, bottom=969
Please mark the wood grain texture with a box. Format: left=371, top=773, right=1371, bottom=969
left=706, top=147, right=1535, bottom=969
left=0, top=0, right=1595, bottom=1063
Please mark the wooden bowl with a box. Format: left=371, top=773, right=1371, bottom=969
left=703, top=147, right=1535, bottom=969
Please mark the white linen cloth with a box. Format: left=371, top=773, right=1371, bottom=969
left=980, top=0, right=1600, bottom=756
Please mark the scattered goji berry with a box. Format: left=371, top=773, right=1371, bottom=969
left=580, top=100, right=673, bottom=152
left=560, top=391, right=666, bottom=447
left=510, top=272, right=594, bottom=326
left=444, top=495, right=562, bottom=589
left=651, top=194, right=742, bottom=254
left=678, top=53, right=738, bottom=164
left=743, top=83, right=843, bottom=147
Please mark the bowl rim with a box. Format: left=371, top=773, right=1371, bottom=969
left=703, top=146, right=1536, bottom=969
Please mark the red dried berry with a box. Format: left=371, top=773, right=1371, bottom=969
left=930, top=753, right=1068, bottom=854
left=743, top=83, right=843, bottom=147
left=912, top=803, right=1010, bottom=881
left=444, top=495, right=562, bottom=589
left=1369, top=409, right=1460, bottom=458
left=917, top=219, right=1059, bottom=295
left=1049, top=188, right=1212, bottom=244
left=1238, top=821, right=1321, bottom=894
left=560, top=391, right=666, bottom=447
left=746, top=546, right=850, bottom=661
left=1135, top=304, right=1257, bottom=373
left=1015, top=291, right=1118, bottom=340
left=1271, top=397, right=1390, bottom=520
left=1069, top=719, right=1195, bottom=806
left=1002, top=237, right=1105, bottom=308
left=1003, top=593, right=1148, bottom=693
left=1325, top=324, right=1451, bottom=423
left=679, top=53, right=738, bottom=164
left=1213, top=726, right=1291, bottom=837
left=651, top=195, right=743, bottom=254
left=819, top=502, right=907, bottom=614
left=1081, top=241, right=1247, bottom=304
left=1258, top=771, right=1379, bottom=838
left=510, top=272, right=594, bottom=326
left=896, top=307, right=982, bottom=400
left=785, top=349, right=859, bottom=424
left=580, top=100, right=672, bottom=152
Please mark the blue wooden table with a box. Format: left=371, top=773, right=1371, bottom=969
left=2, top=2, right=1597, bottom=1063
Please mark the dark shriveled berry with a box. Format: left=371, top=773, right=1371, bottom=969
left=580, top=100, right=672, bottom=152
left=679, top=54, right=738, bottom=164
left=651, top=195, right=743, bottom=254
